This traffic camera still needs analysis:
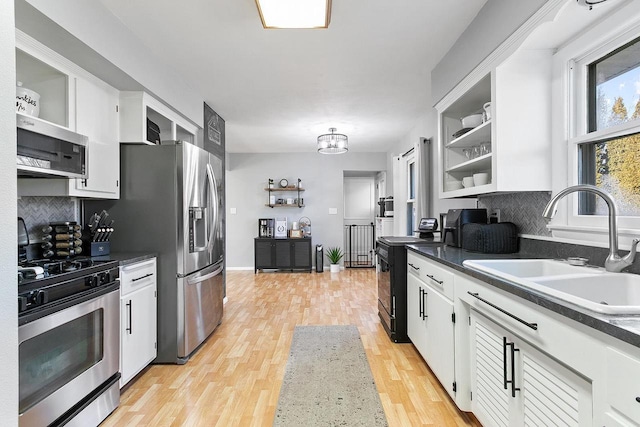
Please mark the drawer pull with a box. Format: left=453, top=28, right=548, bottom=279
left=636, top=397, right=640, bottom=403
left=422, top=289, right=428, bottom=320
left=408, top=263, right=419, bottom=271
left=426, top=274, right=443, bottom=285
left=132, top=273, right=154, bottom=282
left=468, top=292, right=538, bottom=330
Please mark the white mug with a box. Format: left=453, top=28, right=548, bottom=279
left=462, top=176, right=474, bottom=188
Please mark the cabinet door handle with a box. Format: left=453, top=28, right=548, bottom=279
left=422, top=289, right=428, bottom=320
left=426, top=274, right=443, bottom=285
left=132, top=273, right=154, bottom=282
left=126, top=300, right=132, bottom=334
left=636, top=397, right=640, bottom=403
left=503, top=337, right=508, bottom=390
left=468, top=292, right=538, bottom=330
left=408, top=263, right=419, bottom=271
left=419, top=288, right=424, bottom=318
left=503, top=338, right=521, bottom=397
left=511, top=344, right=521, bottom=397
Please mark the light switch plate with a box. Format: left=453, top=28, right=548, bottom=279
left=230, top=208, right=237, bottom=214
left=329, top=208, right=338, bottom=215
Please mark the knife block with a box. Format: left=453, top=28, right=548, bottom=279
left=90, top=241, right=110, bottom=256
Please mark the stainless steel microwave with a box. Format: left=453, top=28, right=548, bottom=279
left=16, top=113, right=88, bottom=178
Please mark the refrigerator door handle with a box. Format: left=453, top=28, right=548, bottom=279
left=206, top=163, right=219, bottom=256
left=186, top=262, right=223, bottom=285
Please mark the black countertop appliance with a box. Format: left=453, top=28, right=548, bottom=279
left=443, top=208, right=488, bottom=248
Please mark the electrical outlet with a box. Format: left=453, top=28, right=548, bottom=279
left=490, top=209, right=501, bottom=223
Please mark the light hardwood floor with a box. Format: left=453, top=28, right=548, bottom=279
left=102, top=269, right=481, bottom=426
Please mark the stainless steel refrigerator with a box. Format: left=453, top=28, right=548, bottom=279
left=88, top=140, right=224, bottom=363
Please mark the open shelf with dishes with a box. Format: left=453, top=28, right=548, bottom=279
left=436, top=46, right=554, bottom=198
left=16, top=43, right=72, bottom=129
left=440, top=74, right=493, bottom=195
left=265, top=178, right=305, bottom=208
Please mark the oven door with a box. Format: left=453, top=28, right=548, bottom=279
left=376, top=245, right=394, bottom=331
left=18, top=287, right=119, bottom=427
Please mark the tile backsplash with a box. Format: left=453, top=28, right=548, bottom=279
left=18, top=196, right=79, bottom=242
left=478, top=192, right=552, bottom=237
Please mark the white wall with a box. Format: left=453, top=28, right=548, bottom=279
left=1, top=0, right=19, bottom=424
left=20, top=0, right=202, bottom=126
left=226, top=152, right=386, bottom=268
left=431, top=0, right=549, bottom=105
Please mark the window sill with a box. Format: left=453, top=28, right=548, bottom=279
left=546, top=224, right=640, bottom=250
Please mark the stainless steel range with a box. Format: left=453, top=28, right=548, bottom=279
left=18, top=258, right=120, bottom=427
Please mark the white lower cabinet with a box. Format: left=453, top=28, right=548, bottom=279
left=120, top=258, right=157, bottom=387
left=470, top=310, right=593, bottom=427
left=407, top=253, right=456, bottom=401
left=605, top=347, right=640, bottom=426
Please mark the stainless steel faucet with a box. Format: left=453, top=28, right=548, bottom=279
left=542, top=184, right=640, bottom=273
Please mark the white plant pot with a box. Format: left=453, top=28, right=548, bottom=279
left=330, top=264, right=340, bottom=273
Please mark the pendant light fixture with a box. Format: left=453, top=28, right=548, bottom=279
left=576, top=0, right=609, bottom=10
left=255, top=0, right=332, bottom=29
left=317, top=128, right=348, bottom=154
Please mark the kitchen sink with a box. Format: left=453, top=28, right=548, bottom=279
left=462, top=258, right=604, bottom=279
left=463, top=259, right=640, bottom=315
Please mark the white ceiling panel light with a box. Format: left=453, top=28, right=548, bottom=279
left=255, top=0, right=332, bottom=29
left=317, top=128, right=348, bottom=154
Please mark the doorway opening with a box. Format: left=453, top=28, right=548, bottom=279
left=343, top=171, right=385, bottom=268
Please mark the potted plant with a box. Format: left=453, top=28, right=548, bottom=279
left=326, top=247, right=344, bottom=273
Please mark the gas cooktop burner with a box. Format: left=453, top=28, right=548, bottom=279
left=18, top=257, right=120, bottom=319
left=20, top=257, right=97, bottom=276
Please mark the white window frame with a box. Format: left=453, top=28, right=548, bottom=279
left=549, top=3, right=640, bottom=246
left=406, top=153, right=417, bottom=236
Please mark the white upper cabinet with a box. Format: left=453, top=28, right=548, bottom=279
left=437, top=47, right=553, bottom=198
left=73, top=78, right=120, bottom=198
left=16, top=30, right=120, bottom=199
left=119, top=91, right=197, bottom=145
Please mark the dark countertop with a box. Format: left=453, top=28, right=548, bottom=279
left=93, top=252, right=157, bottom=267
left=406, top=243, right=640, bottom=348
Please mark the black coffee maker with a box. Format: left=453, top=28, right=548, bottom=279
left=443, top=209, right=487, bottom=247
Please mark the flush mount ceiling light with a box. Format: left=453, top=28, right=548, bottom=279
left=576, top=0, right=609, bottom=10
left=255, top=0, right=332, bottom=29
left=317, top=127, right=348, bottom=154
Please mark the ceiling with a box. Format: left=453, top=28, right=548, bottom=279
left=97, top=0, right=487, bottom=153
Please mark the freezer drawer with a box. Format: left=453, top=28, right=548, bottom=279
left=178, top=261, right=224, bottom=360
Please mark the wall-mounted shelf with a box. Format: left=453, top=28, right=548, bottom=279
left=265, top=178, right=305, bottom=208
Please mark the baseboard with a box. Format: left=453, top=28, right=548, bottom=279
left=226, top=266, right=254, bottom=271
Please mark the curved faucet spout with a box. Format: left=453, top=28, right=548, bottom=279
left=542, top=184, right=637, bottom=272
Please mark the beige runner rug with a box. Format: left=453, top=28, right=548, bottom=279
left=274, top=325, right=388, bottom=426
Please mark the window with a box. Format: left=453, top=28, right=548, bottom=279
left=556, top=8, right=640, bottom=243
left=579, top=35, right=640, bottom=217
